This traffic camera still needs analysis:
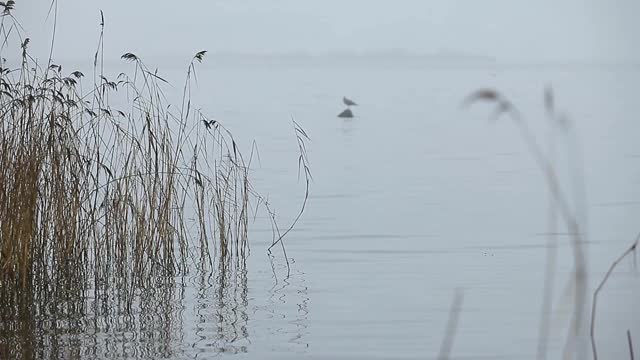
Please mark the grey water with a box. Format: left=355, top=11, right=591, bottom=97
left=3, top=57, right=640, bottom=359
left=204, top=59, right=640, bottom=359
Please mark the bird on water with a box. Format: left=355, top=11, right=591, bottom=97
left=343, top=96, right=357, bottom=107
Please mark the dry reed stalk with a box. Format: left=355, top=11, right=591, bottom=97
left=437, top=288, right=464, bottom=360
left=590, top=234, right=639, bottom=359
left=464, top=89, right=589, bottom=359
left=0, top=4, right=258, bottom=303
left=629, top=330, right=636, bottom=360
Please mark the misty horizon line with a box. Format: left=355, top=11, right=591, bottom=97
left=30, top=50, right=640, bottom=69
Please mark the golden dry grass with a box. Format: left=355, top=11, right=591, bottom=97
left=0, top=5, right=257, bottom=304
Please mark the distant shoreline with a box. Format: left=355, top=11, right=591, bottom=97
left=207, top=51, right=498, bottom=64
left=45, top=52, right=640, bottom=72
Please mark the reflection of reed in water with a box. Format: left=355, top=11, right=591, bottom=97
left=1, top=257, right=307, bottom=358
left=0, top=272, right=183, bottom=358
left=264, top=256, right=310, bottom=352
left=189, top=259, right=251, bottom=354
left=286, top=267, right=311, bottom=349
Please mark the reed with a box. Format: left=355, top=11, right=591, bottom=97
left=466, top=88, right=640, bottom=359
left=0, top=3, right=261, bottom=307
left=464, top=88, right=589, bottom=358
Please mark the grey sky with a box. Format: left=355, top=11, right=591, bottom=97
left=21, top=0, right=640, bottom=63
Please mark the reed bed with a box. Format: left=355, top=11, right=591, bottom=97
left=0, top=4, right=261, bottom=310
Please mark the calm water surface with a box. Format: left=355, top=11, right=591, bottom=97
left=2, top=58, right=639, bottom=359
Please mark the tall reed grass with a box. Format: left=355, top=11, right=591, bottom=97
left=0, top=3, right=268, bottom=310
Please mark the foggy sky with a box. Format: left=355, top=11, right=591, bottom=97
left=20, top=0, right=640, bottom=63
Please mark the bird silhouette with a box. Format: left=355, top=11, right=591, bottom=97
left=343, top=96, right=357, bottom=106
